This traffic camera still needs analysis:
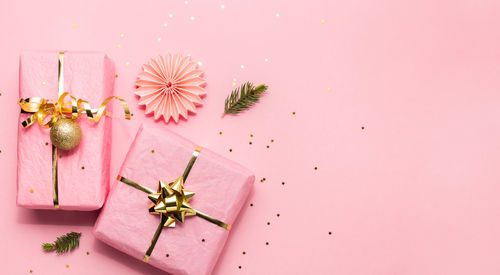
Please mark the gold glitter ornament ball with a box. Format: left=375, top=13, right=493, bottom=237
left=50, top=118, right=82, bottom=150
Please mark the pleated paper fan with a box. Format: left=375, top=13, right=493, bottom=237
left=135, top=54, right=206, bottom=123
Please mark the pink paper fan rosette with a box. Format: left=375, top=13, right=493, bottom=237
left=135, top=54, right=206, bottom=122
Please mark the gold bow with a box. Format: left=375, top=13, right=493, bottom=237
left=117, top=146, right=230, bottom=262
left=19, top=92, right=131, bottom=129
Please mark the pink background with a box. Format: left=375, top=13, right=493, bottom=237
left=1, top=0, right=500, bottom=274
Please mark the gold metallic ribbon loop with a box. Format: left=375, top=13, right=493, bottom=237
left=117, top=146, right=231, bottom=262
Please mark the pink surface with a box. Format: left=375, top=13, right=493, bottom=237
left=94, top=124, right=253, bottom=275
left=1, top=0, right=500, bottom=274
left=17, top=51, right=114, bottom=210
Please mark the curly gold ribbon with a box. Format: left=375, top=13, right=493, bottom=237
left=18, top=51, right=131, bottom=208
left=117, top=146, right=231, bottom=262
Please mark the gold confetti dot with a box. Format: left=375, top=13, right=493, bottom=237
left=229, top=149, right=232, bottom=152
left=361, top=126, right=365, bottom=130
left=292, top=112, right=296, bottom=115
left=131, top=113, right=134, bottom=117
left=249, top=141, right=252, bottom=145
left=117, top=44, right=121, bottom=49
left=151, top=150, right=155, bottom=153
left=120, top=33, right=124, bottom=38
left=250, top=134, right=254, bottom=137
left=115, top=74, right=118, bottom=78
left=271, top=139, right=274, bottom=142
left=29, top=189, right=34, bottom=193
left=0, top=92, right=2, bottom=96
left=66, top=265, right=69, bottom=268
left=42, top=81, right=46, bottom=85
left=86, top=251, right=90, bottom=255
left=29, top=270, right=33, bottom=273
left=81, top=166, right=85, bottom=170
left=321, top=19, right=325, bottom=23
left=126, top=61, right=130, bottom=66
left=72, top=24, right=76, bottom=27
left=45, top=142, right=49, bottom=146
left=219, top=131, right=223, bottom=135
left=327, top=87, right=331, bottom=91
left=58, top=155, right=62, bottom=159
left=266, top=145, right=270, bottom=148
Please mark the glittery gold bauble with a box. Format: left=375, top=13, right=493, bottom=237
left=50, top=118, right=82, bottom=150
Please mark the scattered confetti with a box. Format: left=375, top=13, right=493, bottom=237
left=115, top=74, right=118, bottom=78
left=229, top=149, right=232, bottom=152
left=86, top=251, right=90, bottom=255
left=250, top=134, right=254, bottom=137
left=282, top=181, right=285, bottom=185
left=221, top=4, right=225, bottom=9
left=327, top=87, right=331, bottom=91
left=117, top=44, right=121, bottom=49
left=267, top=222, right=270, bottom=225
left=151, top=150, right=155, bottom=153
left=361, top=126, right=365, bottom=130
left=240, top=65, right=245, bottom=69
left=271, top=139, right=274, bottom=142
left=242, top=251, right=246, bottom=255
left=250, top=203, right=253, bottom=207
left=266, top=145, right=270, bottom=148
left=190, top=16, right=195, bottom=21
left=72, top=24, right=76, bottom=27
left=238, top=266, right=242, bottom=269
left=81, top=166, right=85, bottom=170
left=45, top=142, right=49, bottom=146
left=264, top=58, right=269, bottom=62
left=232, top=82, right=236, bottom=86
left=120, top=33, right=124, bottom=38
left=292, top=112, right=296, bottom=115
left=169, top=13, right=174, bottom=18
left=233, top=77, right=237, bottom=81
left=157, top=37, right=162, bottom=41
left=30, top=270, right=33, bottom=273
left=30, top=189, right=34, bottom=193
left=66, top=265, right=69, bottom=268
left=329, top=231, right=332, bottom=235
left=314, top=167, right=318, bottom=170
left=125, top=61, right=130, bottom=66
left=42, top=81, right=46, bottom=85
left=265, top=242, right=269, bottom=245
left=321, top=19, right=325, bottom=23
left=166, top=253, right=170, bottom=257
left=201, top=238, right=205, bottom=242
left=184, top=0, right=188, bottom=4
left=164, top=23, right=168, bottom=27
left=219, top=131, right=223, bottom=135
left=275, top=12, right=280, bottom=17
left=277, top=213, right=280, bottom=217
left=249, top=141, right=252, bottom=145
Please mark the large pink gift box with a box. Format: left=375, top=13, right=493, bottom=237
left=17, top=51, right=115, bottom=210
left=94, top=124, right=254, bottom=275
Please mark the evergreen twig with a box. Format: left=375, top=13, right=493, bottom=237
left=223, top=82, right=268, bottom=116
left=42, top=232, right=81, bottom=254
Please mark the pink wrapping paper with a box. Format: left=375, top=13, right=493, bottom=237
left=17, top=51, right=115, bottom=210
left=93, top=125, right=254, bottom=275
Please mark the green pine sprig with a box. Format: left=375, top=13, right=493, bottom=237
left=42, top=232, right=81, bottom=254
left=223, top=82, right=268, bottom=116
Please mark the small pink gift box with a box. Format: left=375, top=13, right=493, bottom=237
left=17, top=51, right=115, bottom=210
left=93, top=124, right=254, bottom=275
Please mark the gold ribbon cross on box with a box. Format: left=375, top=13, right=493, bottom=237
left=117, top=146, right=231, bottom=262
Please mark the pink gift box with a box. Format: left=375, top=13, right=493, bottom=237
left=17, top=51, right=115, bottom=210
left=93, top=124, right=254, bottom=275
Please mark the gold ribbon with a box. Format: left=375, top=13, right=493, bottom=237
left=18, top=51, right=131, bottom=208
left=117, top=146, right=231, bottom=262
